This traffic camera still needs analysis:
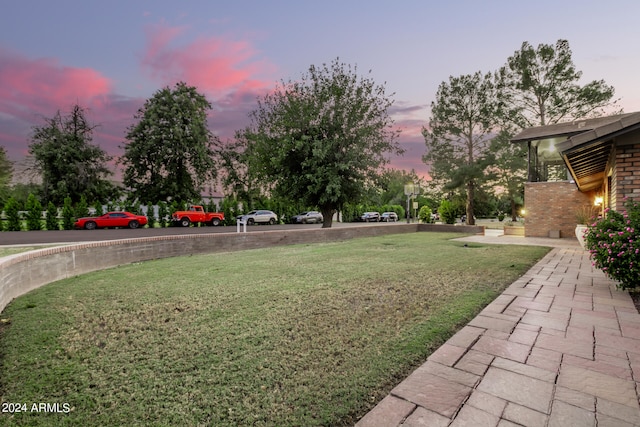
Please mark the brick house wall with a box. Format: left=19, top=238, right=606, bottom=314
left=613, top=141, right=640, bottom=211
left=524, top=181, right=593, bottom=238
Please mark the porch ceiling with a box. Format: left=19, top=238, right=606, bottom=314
left=561, top=139, right=613, bottom=191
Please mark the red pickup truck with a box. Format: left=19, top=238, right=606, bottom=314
left=171, top=205, right=225, bottom=227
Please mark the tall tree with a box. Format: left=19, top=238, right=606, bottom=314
left=497, top=39, right=618, bottom=127
left=485, top=130, right=527, bottom=221
left=0, top=145, right=13, bottom=208
left=28, top=105, right=115, bottom=205
left=238, top=58, right=402, bottom=228
left=120, top=82, right=216, bottom=203
left=423, top=72, right=497, bottom=225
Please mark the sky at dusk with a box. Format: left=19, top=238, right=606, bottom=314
left=2, top=0, right=640, bottom=183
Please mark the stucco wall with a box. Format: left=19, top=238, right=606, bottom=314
left=0, top=224, right=484, bottom=313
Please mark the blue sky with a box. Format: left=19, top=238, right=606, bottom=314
left=2, top=1, right=639, bottom=180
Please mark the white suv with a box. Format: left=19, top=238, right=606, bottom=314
left=237, top=210, right=278, bottom=225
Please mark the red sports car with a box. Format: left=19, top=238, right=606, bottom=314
left=74, top=212, right=148, bottom=230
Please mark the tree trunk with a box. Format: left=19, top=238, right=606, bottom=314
left=510, top=197, right=517, bottom=222
left=466, top=180, right=475, bottom=225
left=321, top=208, right=335, bottom=228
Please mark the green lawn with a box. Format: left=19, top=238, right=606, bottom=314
left=0, top=233, right=549, bottom=426
left=0, top=247, right=55, bottom=258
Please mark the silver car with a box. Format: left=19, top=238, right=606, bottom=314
left=237, top=210, right=278, bottom=225
left=380, top=212, right=399, bottom=222
left=292, top=211, right=323, bottom=224
left=361, top=212, right=380, bottom=222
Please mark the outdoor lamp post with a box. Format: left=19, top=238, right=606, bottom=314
left=404, top=183, right=420, bottom=223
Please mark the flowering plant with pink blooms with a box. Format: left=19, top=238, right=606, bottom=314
left=585, top=199, right=640, bottom=289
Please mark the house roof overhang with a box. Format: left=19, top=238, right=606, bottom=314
left=511, top=112, right=640, bottom=192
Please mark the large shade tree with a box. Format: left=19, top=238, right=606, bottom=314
left=29, top=104, right=115, bottom=205
left=121, top=82, right=216, bottom=203
left=497, top=39, right=618, bottom=127
left=423, top=72, right=498, bottom=225
left=238, top=59, right=403, bottom=228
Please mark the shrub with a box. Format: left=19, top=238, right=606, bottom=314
left=146, top=202, right=156, bottom=228
left=62, top=197, right=75, bottom=230
left=220, top=197, right=240, bottom=226
left=25, top=193, right=43, bottom=230
left=75, top=196, right=89, bottom=219
left=93, top=201, right=104, bottom=217
left=438, top=200, right=456, bottom=224
left=418, top=205, right=433, bottom=223
left=585, top=199, right=640, bottom=289
left=157, top=201, right=169, bottom=228
left=45, top=201, right=59, bottom=230
left=4, top=197, right=21, bottom=231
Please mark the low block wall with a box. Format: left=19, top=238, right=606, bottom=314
left=0, top=223, right=484, bottom=313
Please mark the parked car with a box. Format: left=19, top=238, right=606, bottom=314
left=361, top=212, right=380, bottom=222
left=237, top=210, right=278, bottom=225
left=74, top=211, right=148, bottom=230
left=171, top=205, right=224, bottom=227
left=291, top=211, right=323, bottom=224
left=380, top=212, right=399, bottom=222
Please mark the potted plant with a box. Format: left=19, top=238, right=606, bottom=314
left=575, top=204, right=597, bottom=249
left=584, top=199, right=640, bottom=289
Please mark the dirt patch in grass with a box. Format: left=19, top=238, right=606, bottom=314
left=0, top=233, right=549, bottom=426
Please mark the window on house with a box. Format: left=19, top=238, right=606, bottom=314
left=527, top=139, right=570, bottom=182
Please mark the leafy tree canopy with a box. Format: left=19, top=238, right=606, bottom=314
left=28, top=104, right=115, bottom=205
left=238, top=58, right=403, bottom=227
left=121, top=82, right=216, bottom=203
left=497, top=39, right=619, bottom=127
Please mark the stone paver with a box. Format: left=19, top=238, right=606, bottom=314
left=477, top=367, right=554, bottom=413
left=355, top=235, right=640, bottom=426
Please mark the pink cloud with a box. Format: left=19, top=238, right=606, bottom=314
left=0, top=47, right=121, bottom=160
left=0, top=48, right=112, bottom=121
left=140, top=24, right=276, bottom=99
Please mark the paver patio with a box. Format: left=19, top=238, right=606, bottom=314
left=356, top=234, right=640, bottom=426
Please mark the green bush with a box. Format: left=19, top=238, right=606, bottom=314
left=146, top=202, right=156, bottom=228
left=25, top=193, right=43, bottom=231
left=157, top=201, right=169, bottom=227
left=93, top=201, right=104, bottom=217
left=439, top=200, right=456, bottom=224
left=418, top=205, right=433, bottom=223
left=75, top=196, right=89, bottom=219
left=45, top=201, right=59, bottom=230
left=62, top=197, right=75, bottom=230
left=585, top=199, right=640, bottom=289
left=220, top=197, right=240, bottom=226
left=3, top=197, right=21, bottom=231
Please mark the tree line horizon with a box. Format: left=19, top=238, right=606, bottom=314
left=0, top=39, right=620, bottom=228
